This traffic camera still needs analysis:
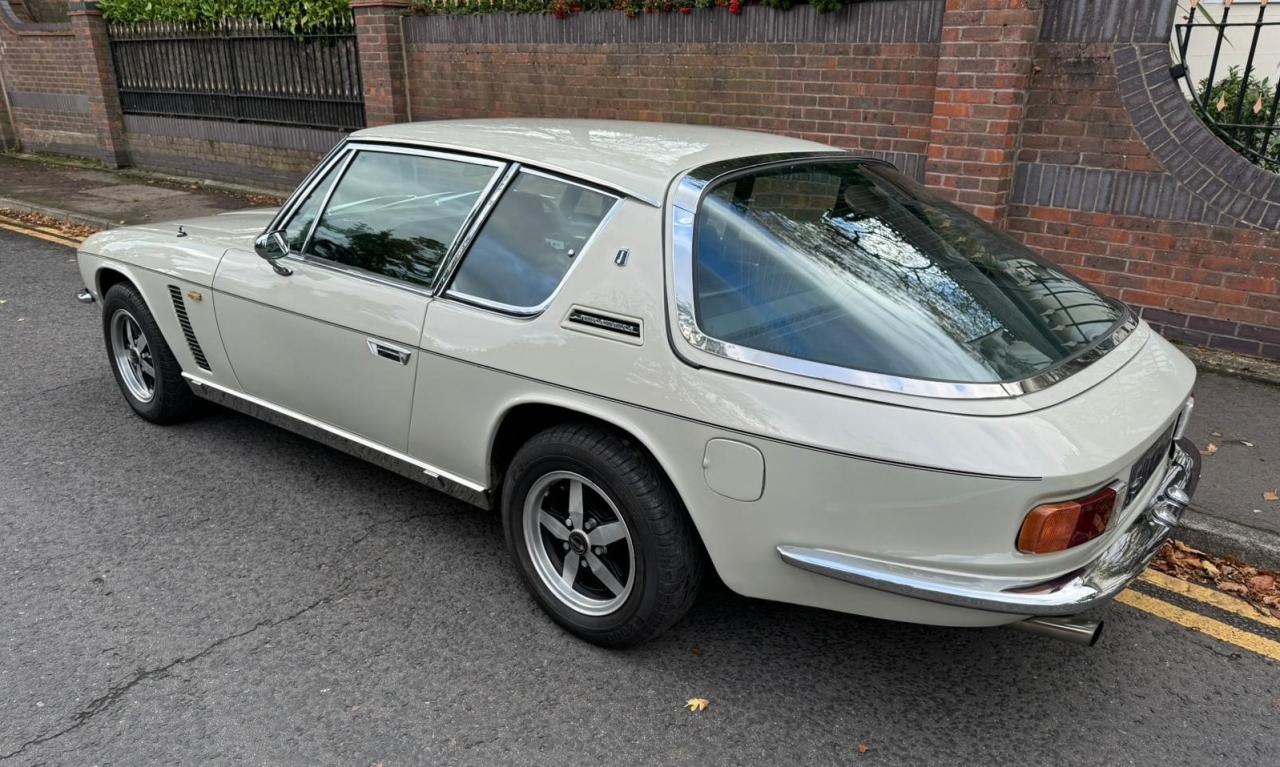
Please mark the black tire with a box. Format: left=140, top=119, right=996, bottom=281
left=101, top=282, right=195, bottom=424
left=502, top=422, right=704, bottom=648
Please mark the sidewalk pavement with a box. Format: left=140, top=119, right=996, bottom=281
left=2, top=153, right=1278, bottom=567
left=0, top=153, right=279, bottom=230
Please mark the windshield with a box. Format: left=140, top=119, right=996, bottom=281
left=692, top=160, right=1126, bottom=385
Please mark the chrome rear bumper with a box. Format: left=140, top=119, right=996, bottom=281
left=777, top=438, right=1202, bottom=617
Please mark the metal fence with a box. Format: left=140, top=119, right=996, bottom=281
left=1173, top=2, right=1280, bottom=173
left=107, top=18, right=365, bottom=132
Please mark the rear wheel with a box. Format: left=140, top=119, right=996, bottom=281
left=102, top=283, right=195, bottom=424
left=502, top=423, right=704, bottom=647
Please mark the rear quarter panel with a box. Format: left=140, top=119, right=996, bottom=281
left=410, top=195, right=1196, bottom=626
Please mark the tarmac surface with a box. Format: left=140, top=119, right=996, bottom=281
left=1, top=229, right=1277, bottom=765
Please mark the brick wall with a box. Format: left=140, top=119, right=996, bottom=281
left=1007, top=0, right=1280, bottom=359
left=403, top=3, right=945, bottom=182
left=0, top=0, right=97, bottom=158
left=122, top=116, right=345, bottom=188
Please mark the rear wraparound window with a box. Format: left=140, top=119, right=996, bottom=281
left=692, top=161, right=1125, bottom=384
left=450, top=171, right=616, bottom=311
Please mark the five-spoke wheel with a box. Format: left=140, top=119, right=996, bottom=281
left=110, top=309, right=156, bottom=403
left=503, top=423, right=704, bottom=647
left=101, top=282, right=195, bottom=424
left=524, top=471, right=635, bottom=615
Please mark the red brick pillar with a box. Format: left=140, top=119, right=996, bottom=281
left=352, top=0, right=411, bottom=127
left=925, top=0, right=1042, bottom=225
left=68, top=0, right=129, bottom=167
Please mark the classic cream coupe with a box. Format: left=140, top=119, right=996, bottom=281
left=76, top=120, right=1200, bottom=647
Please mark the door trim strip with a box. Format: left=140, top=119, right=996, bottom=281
left=183, top=373, right=489, bottom=502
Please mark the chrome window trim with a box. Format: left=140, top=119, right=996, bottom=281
left=348, top=137, right=660, bottom=207
left=669, top=153, right=1136, bottom=401
left=442, top=168, right=622, bottom=318
left=264, top=139, right=350, bottom=236
left=277, top=143, right=507, bottom=296
left=431, top=162, right=521, bottom=295
left=298, top=147, right=357, bottom=255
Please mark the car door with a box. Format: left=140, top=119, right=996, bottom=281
left=212, top=145, right=506, bottom=451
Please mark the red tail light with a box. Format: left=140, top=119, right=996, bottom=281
left=1017, top=485, right=1119, bottom=554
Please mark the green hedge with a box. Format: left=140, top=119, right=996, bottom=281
left=99, top=0, right=353, bottom=30
left=98, top=0, right=845, bottom=30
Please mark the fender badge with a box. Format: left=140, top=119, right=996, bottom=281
left=187, top=291, right=203, bottom=302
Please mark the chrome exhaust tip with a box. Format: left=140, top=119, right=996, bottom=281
left=76, top=287, right=95, bottom=304
left=1009, top=616, right=1104, bottom=646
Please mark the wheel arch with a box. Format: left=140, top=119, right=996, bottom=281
left=486, top=398, right=708, bottom=542
left=95, top=264, right=138, bottom=300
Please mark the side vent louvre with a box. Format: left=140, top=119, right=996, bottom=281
left=567, top=308, right=641, bottom=339
left=167, top=285, right=211, bottom=371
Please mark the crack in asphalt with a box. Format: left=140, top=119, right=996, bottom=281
left=349, top=509, right=445, bottom=548
left=1, top=449, right=451, bottom=763
left=0, top=592, right=339, bottom=763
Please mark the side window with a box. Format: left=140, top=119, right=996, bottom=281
left=305, top=151, right=500, bottom=289
left=449, top=172, right=616, bottom=311
left=283, top=162, right=340, bottom=251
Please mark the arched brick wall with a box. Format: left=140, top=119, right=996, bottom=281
left=1009, top=0, right=1280, bottom=358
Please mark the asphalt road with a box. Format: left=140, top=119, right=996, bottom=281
left=1, top=228, right=1277, bottom=766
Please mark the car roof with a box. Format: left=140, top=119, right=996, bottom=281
left=349, top=119, right=845, bottom=206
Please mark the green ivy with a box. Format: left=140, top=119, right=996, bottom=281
left=99, top=0, right=353, bottom=31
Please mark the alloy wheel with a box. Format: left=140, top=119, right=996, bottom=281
left=109, top=308, right=156, bottom=403
left=523, top=470, right=635, bottom=616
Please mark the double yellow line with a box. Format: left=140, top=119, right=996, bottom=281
left=0, top=213, right=87, bottom=248
left=1118, top=570, right=1280, bottom=661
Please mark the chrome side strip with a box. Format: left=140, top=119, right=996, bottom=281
left=183, top=374, right=489, bottom=505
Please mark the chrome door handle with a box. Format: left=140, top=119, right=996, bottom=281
left=367, top=339, right=413, bottom=365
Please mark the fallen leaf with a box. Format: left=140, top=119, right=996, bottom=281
left=1219, top=581, right=1248, bottom=594
left=857, top=743, right=871, bottom=754
left=1211, top=431, right=1223, bottom=438
left=685, top=697, right=709, bottom=712
left=1264, top=490, right=1279, bottom=502
left=1201, top=560, right=1220, bottom=576
left=1171, top=539, right=1206, bottom=556
left=1201, top=442, right=1218, bottom=456
left=1247, top=574, right=1277, bottom=592
left=690, top=646, right=704, bottom=657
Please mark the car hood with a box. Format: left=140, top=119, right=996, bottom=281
left=78, top=207, right=281, bottom=289
left=148, top=208, right=279, bottom=250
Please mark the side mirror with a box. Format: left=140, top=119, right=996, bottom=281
left=254, top=230, right=293, bottom=276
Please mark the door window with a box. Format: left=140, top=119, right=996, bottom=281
left=283, top=163, right=339, bottom=252
left=304, top=150, right=501, bottom=289
left=449, top=171, right=616, bottom=312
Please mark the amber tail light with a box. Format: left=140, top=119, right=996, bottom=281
left=1017, top=485, right=1119, bottom=554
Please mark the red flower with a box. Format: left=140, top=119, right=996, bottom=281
left=728, top=0, right=742, bottom=13
left=679, top=5, right=692, bottom=12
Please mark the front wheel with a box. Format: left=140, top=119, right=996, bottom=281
left=101, top=283, right=195, bottom=424
left=502, top=423, right=704, bottom=648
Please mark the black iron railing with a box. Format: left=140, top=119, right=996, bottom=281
left=1173, top=0, right=1280, bottom=172
left=108, top=18, right=365, bottom=132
